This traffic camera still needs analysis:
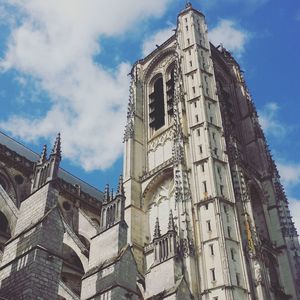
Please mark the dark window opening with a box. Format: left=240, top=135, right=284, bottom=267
left=220, top=185, right=224, bottom=196
left=214, top=147, right=218, bottom=156
left=211, top=268, right=216, bottom=281
left=250, top=186, right=270, bottom=241
left=14, top=175, right=24, bottom=185
left=268, top=254, right=280, bottom=288
left=207, top=220, right=211, bottom=231
left=227, top=226, right=232, bottom=238
left=203, top=181, right=207, bottom=193
left=231, top=248, right=235, bottom=260
left=217, top=167, right=222, bottom=180
left=149, top=77, right=165, bottom=130
left=236, top=273, right=240, bottom=286
left=63, top=201, right=72, bottom=211
left=61, top=244, right=84, bottom=296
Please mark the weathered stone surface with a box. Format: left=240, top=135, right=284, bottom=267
left=0, top=3, right=299, bottom=300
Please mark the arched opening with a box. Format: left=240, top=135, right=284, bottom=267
left=267, top=254, right=280, bottom=288
left=61, top=244, right=84, bottom=296
left=0, top=211, right=11, bottom=261
left=149, top=76, right=165, bottom=131
left=250, top=186, right=270, bottom=242
left=78, top=234, right=90, bottom=252
left=146, top=176, right=175, bottom=241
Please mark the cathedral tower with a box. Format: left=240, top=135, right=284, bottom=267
left=123, top=3, right=300, bottom=299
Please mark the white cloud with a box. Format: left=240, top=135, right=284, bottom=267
left=142, top=26, right=174, bottom=57
left=288, top=198, right=300, bottom=236
left=0, top=0, right=171, bottom=171
left=258, top=102, right=286, bottom=137
left=277, top=163, right=300, bottom=187
left=209, top=19, right=249, bottom=56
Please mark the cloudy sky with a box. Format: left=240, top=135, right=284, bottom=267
left=0, top=0, right=299, bottom=232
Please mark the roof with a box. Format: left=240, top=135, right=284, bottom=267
left=0, top=131, right=104, bottom=201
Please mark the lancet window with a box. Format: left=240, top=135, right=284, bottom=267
left=148, top=65, right=175, bottom=133
left=149, top=76, right=165, bottom=131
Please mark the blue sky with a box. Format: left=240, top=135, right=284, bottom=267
left=0, top=0, right=300, bottom=231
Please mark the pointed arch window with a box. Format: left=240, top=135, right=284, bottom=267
left=149, top=76, right=165, bottom=130
left=149, top=64, right=175, bottom=133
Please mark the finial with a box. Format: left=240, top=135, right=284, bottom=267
left=185, top=1, right=192, bottom=8
left=104, top=184, right=110, bottom=202
left=110, top=188, right=114, bottom=200
left=153, top=217, right=161, bottom=239
left=168, top=210, right=176, bottom=232
left=39, top=144, right=47, bottom=164
left=51, top=133, right=61, bottom=161
left=117, top=174, right=125, bottom=196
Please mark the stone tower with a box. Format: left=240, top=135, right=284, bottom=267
left=0, top=3, right=298, bottom=300
left=123, top=3, right=300, bottom=300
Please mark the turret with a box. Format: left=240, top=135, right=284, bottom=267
left=31, top=133, right=62, bottom=193
left=100, top=175, right=126, bottom=231
left=153, top=211, right=177, bottom=265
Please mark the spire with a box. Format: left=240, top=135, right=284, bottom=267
left=38, top=144, right=47, bottom=164
left=116, top=174, right=125, bottom=196
left=104, top=184, right=110, bottom=202
left=51, top=133, right=61, bottom=161
left=168, top=210, right=176, bottom=232
left=153, top=217, right=161, bottom=239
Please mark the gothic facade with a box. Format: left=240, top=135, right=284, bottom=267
left=0, top=3, right=299, bottom=300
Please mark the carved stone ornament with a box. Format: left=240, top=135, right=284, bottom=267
left=179, top=237, right=195, bottom=258
left=148, top=129, right=173, bottom=153
left=254, top=260, right=263, bottom=285
left=123, top=78, right=135, bottom=142
left=150, top=178, right=175, bottom=208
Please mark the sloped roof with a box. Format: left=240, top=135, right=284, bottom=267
left=0, top=131, right=104, bottom=201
